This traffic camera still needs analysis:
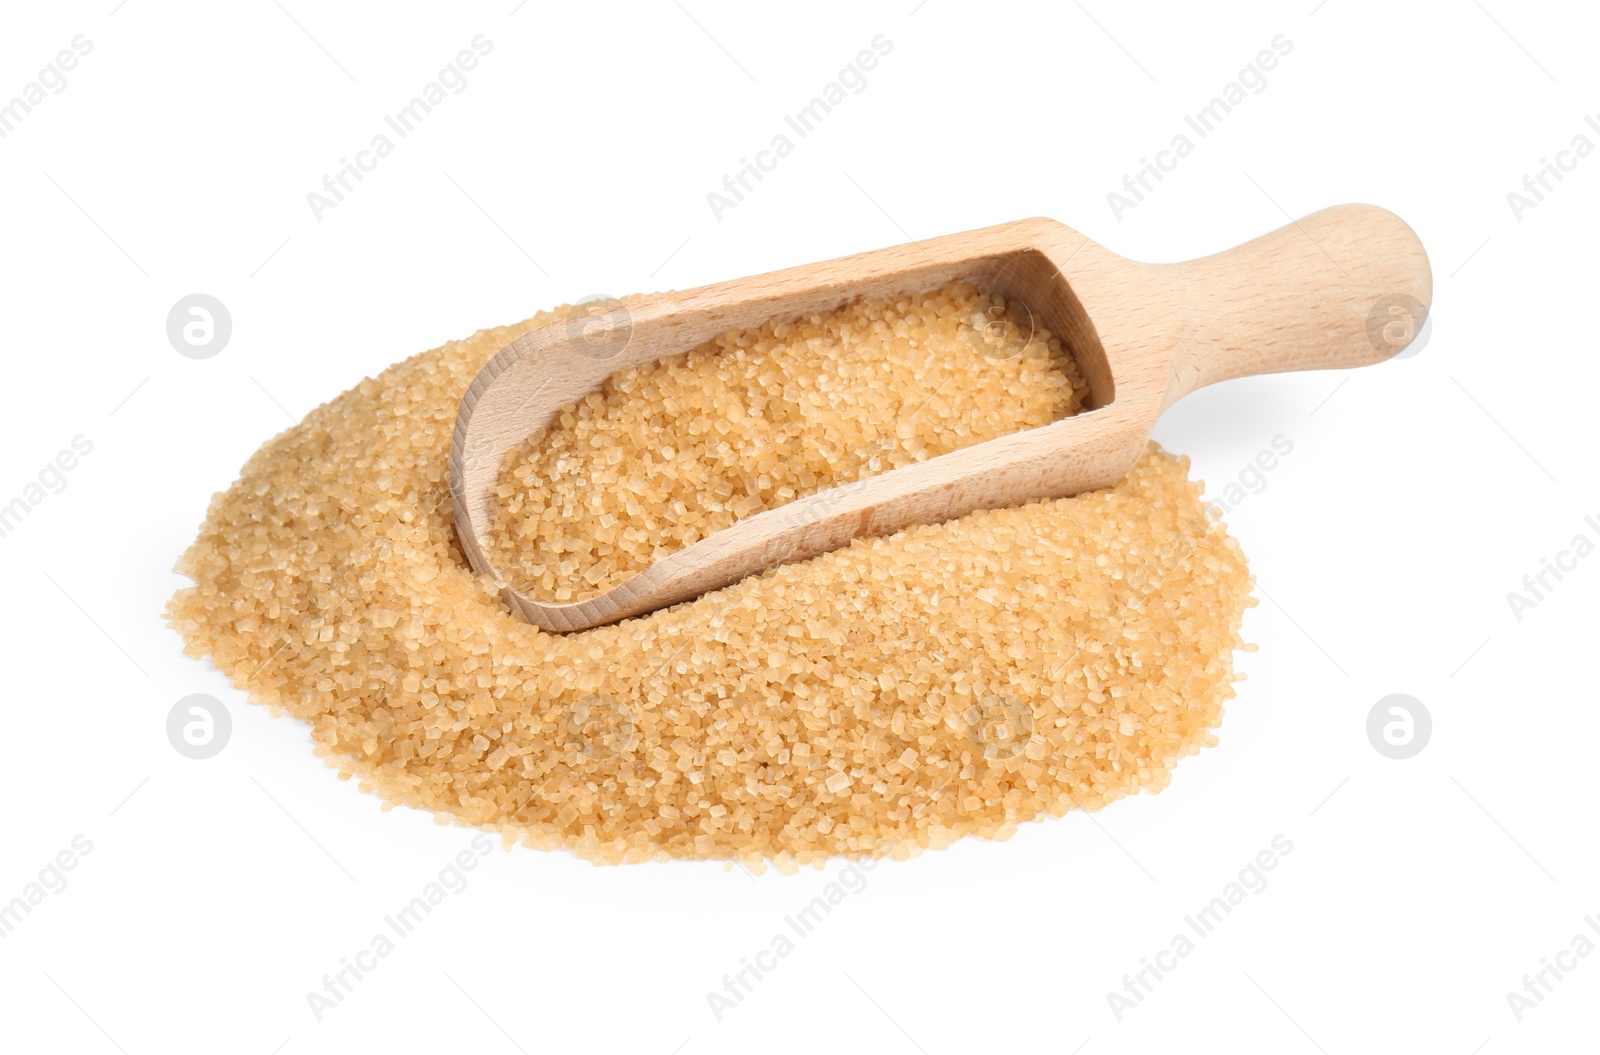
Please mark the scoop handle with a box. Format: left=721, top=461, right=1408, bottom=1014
left=1159, top=203, right=1432, bottom=402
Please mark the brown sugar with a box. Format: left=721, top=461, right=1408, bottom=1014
left=168, top=286, right=1254, bottom=870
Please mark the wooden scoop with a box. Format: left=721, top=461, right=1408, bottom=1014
left=450, top=204, right=1431, bottom=633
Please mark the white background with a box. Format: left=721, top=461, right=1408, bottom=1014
left=0, top=1, right=1594, bottom=1051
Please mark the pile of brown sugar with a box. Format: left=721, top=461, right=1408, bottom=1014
left=168, top=284, right=1254, bottom=870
